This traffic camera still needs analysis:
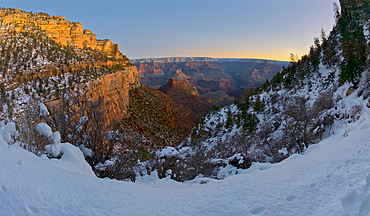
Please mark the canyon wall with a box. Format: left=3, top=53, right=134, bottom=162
left=0, top=8, right=124, bottom=59
left=86, top=66, right=140, bottom=122
left=45, top=66, right=140, bottom=124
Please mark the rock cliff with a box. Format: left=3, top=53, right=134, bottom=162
left=0, top=8, right=124, bottom=59
left=0, top=8, right=141, bottom=124
left=86, top=66, right=140, bottom=123
left=159, top=78, right=211, bottom=117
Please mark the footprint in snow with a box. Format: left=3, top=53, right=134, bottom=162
left=327, top=174, right=333, bottom=179
left=310, top=183, right=317, bottom=188
left=250, top=207, right=265, bottom=215
left=286, top=196, right=297, bottom=202
left=1, top=185, right=6, bottom=192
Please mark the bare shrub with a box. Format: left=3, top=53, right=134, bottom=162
left=45, top=89, right=116, bottom=168
left=312, top=91, right=334, bottom=115
left=16, top=100, right=50, bottom=155
left=350, top=104, right=363, bottom=121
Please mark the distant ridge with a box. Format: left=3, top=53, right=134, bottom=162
left=132, top=57, right=289, bottom=65
left=132, top=57, right=215, bottom=64
left=215, top=58, right=289, bottom=65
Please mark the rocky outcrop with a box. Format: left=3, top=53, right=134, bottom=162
left=0, top=8, right=124, bottom=59
left=167, top=68, right=190, bottom=81
left=86, top=66, right=140, bottom=123
left=160, top=78, right=199, bottom=96
left=96, top=39, right=123, bottom=60
left=82, top=30, right=97, bottom=48
left=160, top=78, right=211, bottom=117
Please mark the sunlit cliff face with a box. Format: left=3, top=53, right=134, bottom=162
left=0, top=8, right=124, bottom=60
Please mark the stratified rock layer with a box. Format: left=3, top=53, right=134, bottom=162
left=0, top=8, right=124, bottom=59
left=160, top=78, right=211, bottom=117
left=86, top=66, right=140, bottom=122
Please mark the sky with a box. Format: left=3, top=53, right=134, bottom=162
left=1, top=0, right=340, bottom=61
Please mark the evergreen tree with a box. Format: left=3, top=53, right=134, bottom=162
left=338, top=9, right=366, bottom=86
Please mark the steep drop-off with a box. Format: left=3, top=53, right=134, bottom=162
left=119, top=84, right=204, bottom=148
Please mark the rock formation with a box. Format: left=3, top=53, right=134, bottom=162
left=96, top=39, right=124, bottom=60
left=159, top=78, right=211, bottom=117
left=86, top=67, right=140, bottom=121
left=0, top=8, right=124, bottom=59
left=160, top=78, right=199, bottom=96
left=0, top=8, right=140, bottom=123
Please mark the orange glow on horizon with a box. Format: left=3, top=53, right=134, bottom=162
left=208, top=55, right=290, bottom=62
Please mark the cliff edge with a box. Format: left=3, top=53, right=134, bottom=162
left=0, top=8, right=125, bottom=59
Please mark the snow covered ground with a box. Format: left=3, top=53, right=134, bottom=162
left=1, top=111, right=370, bottom=215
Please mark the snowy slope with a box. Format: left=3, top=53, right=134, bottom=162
left=2, top=111, right=370, bottom=215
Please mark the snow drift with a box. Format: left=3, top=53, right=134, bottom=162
left=1, top=108, right=370, bottom=215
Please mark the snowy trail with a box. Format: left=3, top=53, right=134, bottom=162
left=2, top=117, right=370, bottom=215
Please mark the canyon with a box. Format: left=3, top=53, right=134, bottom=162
left=133, top=57, right=288, bottom=106
left=0, top=8, right=210, bottom=148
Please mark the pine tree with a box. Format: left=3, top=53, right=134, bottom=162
left=338, top=9, right=366, bottom=86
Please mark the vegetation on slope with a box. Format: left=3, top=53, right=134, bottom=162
left=144, top=1, right=370, bottom=181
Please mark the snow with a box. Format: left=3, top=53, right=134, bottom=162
left=35, top=123, right=53, bottom=138
left=1, top=109, right=370, bottom=215
left=0, top=122, right=16, bottom=144
left=157, top=146, right=179, bottom=158
left=79, top=116, right=88, bottom=124
left=0, top=135, right=8, bottom=148
left=44, top=143, right=61, bottom=158
left=95, top=160, right=115, bottom=171
left=50, top=131, right=61, bottom=144
left=80, top=146, right=93, bottom=157
left=38, top=102, right=49, bottom=117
